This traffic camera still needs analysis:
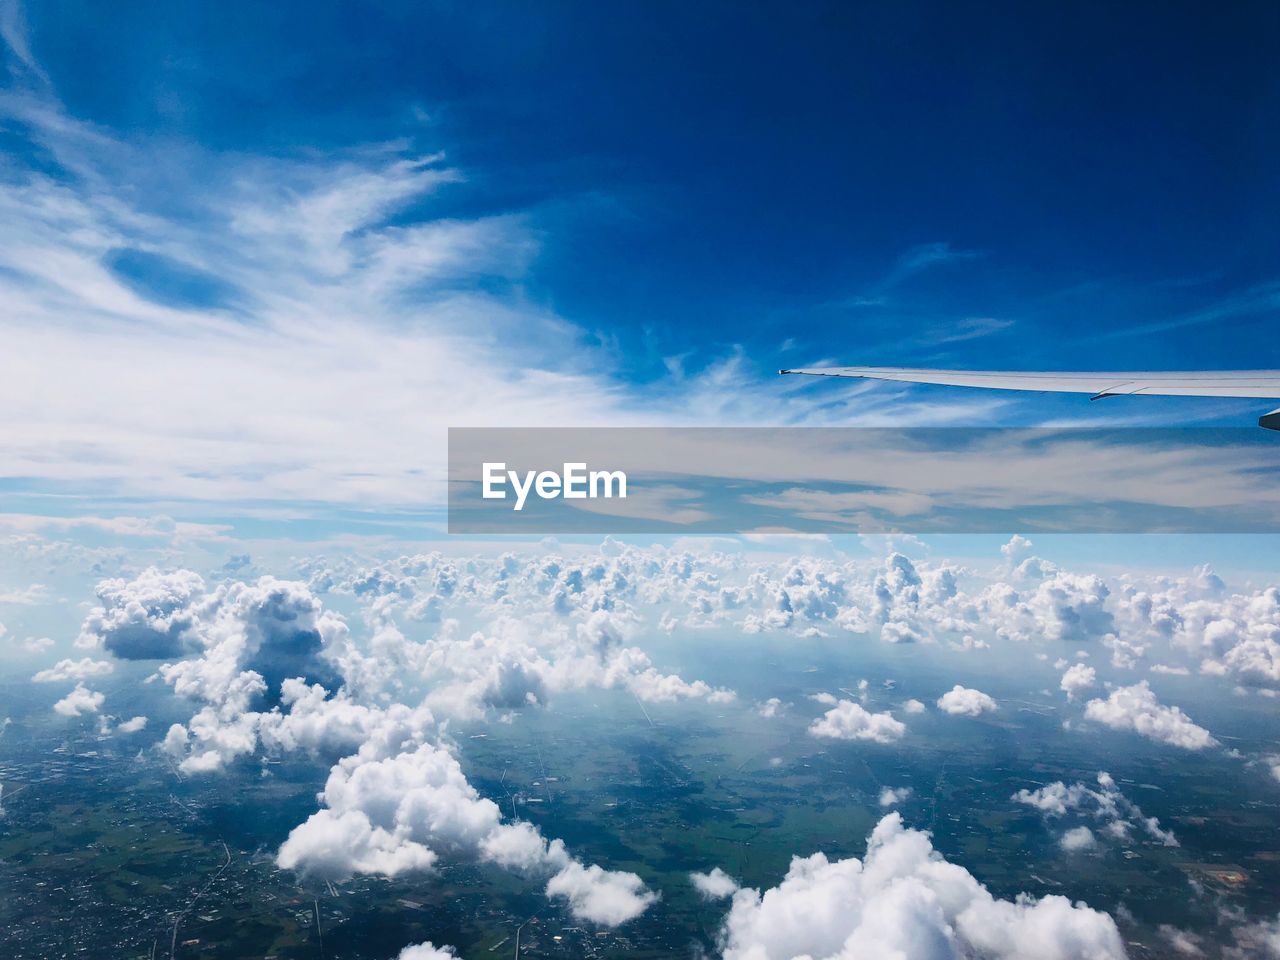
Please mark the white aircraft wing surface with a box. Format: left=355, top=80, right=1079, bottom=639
left=778, top=366, right=1280, bottom=428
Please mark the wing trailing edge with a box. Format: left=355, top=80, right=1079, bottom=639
left=778, top=366, right=1280, bottom=430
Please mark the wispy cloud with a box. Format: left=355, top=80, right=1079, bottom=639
left=0, top=34, right=1023, bottom=509
left=0, top=0, right=46, bottom=82
left=1087, top=280, right=1280, bottom=342
left=880, top=241, right=985, bottom=289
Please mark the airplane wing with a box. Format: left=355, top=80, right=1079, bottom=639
left=778, top=366, right=1280, bottom=429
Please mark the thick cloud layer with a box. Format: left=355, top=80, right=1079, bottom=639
left=271, top=540, right=1280, bottom=713
left=712, top=813, right=1127, bottom=960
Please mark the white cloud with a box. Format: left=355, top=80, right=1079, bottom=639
left=1114, top=572, right=1280, bottom=691
left=277, top=737, right=655, bottom=927
left=878, top=786, right=912, bottom=807
left=691, top=867, right=740, bottom=900
left=1158, top=925, right=1205, bottom=957
left=0, top=582, right=50, bottom=604
left=1225, top=913, right=1280, bottom=959
left=714, top=812, right=1126, bottom=960
left=1059, top=663, right=1097, bottom=702
left=395, top=943, right=459, bottom=960
left=1030, top=574, right=1115, bottom=644
left=936, top=685, right=998, bottom=717
left=76, top=567, right=207, bottom=658
left=1058, top=826, right=1097, bottom=853
left=543, top=860, right=658, bottom=927
left=808, top=700, right=905, bottom=744
left=32, top=657, right=114, bottom=682
left=0, top=93, right=1008, bottom=510
left=116, top=715, right=148, bottom=733
left=1083, top=682, right=1218, bottom=751
left=121, top=557, right=737, bottom=774
left=53, top=682, right=104, bottom=717
left=1001, top=535, right=1034, bottom=563
left=629, top=667, right=735, bottom=705
left=1013, top=771, right=1177, bottom=847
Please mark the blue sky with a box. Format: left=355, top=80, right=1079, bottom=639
left=12, top=0, right=1280, bottom=366
left=0, top=0, right=1277, bottom=528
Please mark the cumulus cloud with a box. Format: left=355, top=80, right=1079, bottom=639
left=1059, top=663, right=1097, bottom=702
left=116, top=715, right=148, bottom=733
left=982, top=570, right=1116, bottom=650
left=543, top=860, right=658, bottom=927
left=279, top=544, right=1277, bottom=704
left=629, top=666, right=735, bottom=705
left=1083, top=682, right=1218, bottom=751
left=277, top=735, right=655, bottom=926
left=32, top=657, right=114, bottom=682
left=77, top=568, right=360, bottom=772
left=76, top=568, right=206, bottom=659
left=1058, top=827, right=1097, bottom=853
left=1113, top=570, right=1278, bottom=690
left=160, top=575, right=345, bottom=702
left=713, top=812, right=1126, bottom=960
left=878, top=786, right=912, bottom=807
left=692, top=867, right=741, bottom=900
left=1030, top=574, right=1115, bottom=644
left=90, top=547, right=1261, bottom=785
left=1013, top=771, right=1177, bottom=847
left=1001, top=535, right=1034, bottom=564
left=395, top=943, right=459, bottom=960
left=936, top=685, right=998, bottom=717
left=757, top=697, right=783, bottom=718
left=808, top=700, right=905, bottom=744
left=53, top=683, right=104, bottom=717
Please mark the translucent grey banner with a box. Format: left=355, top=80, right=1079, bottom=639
left=448, top=428, right=1280, bottom=533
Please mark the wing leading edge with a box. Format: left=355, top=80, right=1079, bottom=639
left=778, top=366, right=1280, bottom=429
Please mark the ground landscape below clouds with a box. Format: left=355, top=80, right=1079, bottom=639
left=2, top=536, right=1280, bottom=958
